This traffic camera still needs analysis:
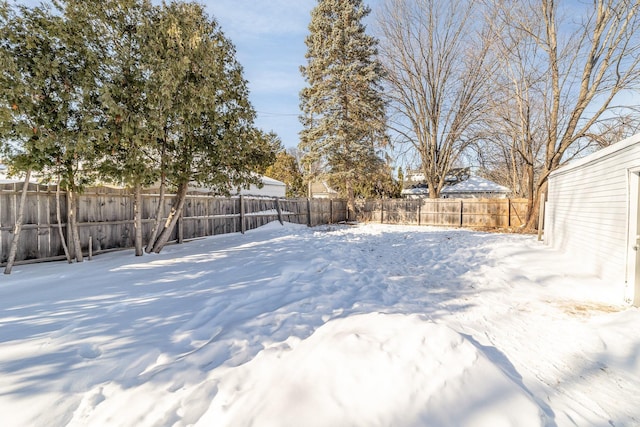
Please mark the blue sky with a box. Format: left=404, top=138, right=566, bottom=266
left=13, top=0, right=382, bottom=149
left=207, top=0, right=383, bottom=149
left=205, top=0, right=318, bottom=149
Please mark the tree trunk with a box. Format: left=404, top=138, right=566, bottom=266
left=4, top=169, right=31, bottom=274
left=145, top=176, right=166, bottom=253
left=345, top=179, right=356, bottom=221
left=428, top=180, right=439, bottom=199
left=67, top=188, right=83, bottom=263
left=524, top=162, right=535, bottom=226
left=152, top=181, right=188, bottom=253
left=525, top=179, right=548, bottom=231
left=56, top=175, right=71, bottom=263
left=133, top=182, right=143, bottom=256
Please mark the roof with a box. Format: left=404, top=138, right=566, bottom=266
left=310, top=181, right=338, bottom=195
left=550, top=132, right=640, bottom=178
left=402, top=176, right=510, bottom=196
left=442, top=176, right=510, bottom=194
left=260, top=175, right=286, bottom=187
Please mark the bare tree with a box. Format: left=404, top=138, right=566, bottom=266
left=584, top=111, right=640, bottom=148
left=377, top=0, right=497, bottom=198
left=472, top=0, right=549, bottom=218
left=491, top=0, right=640, bottom=229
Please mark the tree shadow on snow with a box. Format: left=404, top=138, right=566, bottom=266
left=0, top=224, right=563, bottom=425
left=462, top=333, right=558, bottom=426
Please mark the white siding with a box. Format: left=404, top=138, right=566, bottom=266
left=545, top=133, right=640, bottom=287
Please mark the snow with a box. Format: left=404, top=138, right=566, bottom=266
left=245, top=208, right=293, bottom=216
left=402, top=176, right=510, bottom=196
left=442, top=176, right=510, bottom=194
left=1, top=222, right=639, bottom=427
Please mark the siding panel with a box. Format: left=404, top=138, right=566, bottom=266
left=545, top=133, right=640, bottom=293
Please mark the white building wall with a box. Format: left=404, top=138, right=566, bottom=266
left=545, top=133, right=640, bottom=289
left=236, top=176, right=286, bottom=198
left=238, top=182, right=286, bottom=198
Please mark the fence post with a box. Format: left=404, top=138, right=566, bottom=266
left=537, top=193, right=545, bottom=241
left=459, top=200, right=463, bottom=227
left=240, top=195, right=246, bottom=234
left=381, top=199, right=384, bottom=224
left=275, top=197, right=283, bottom=225
left=330, top=199, right=333, bottom=224
left=507, top=198, right=512, bottom=227
left=307, top=198, right=312, bottom=227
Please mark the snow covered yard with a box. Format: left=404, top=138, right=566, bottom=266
left=1, top=222, right=639, bottom=427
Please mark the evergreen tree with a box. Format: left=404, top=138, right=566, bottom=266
left=147, top=1, right=275, bottom=253
left=94, top=0, right=157, bottom=256
left=265, top=149, right=306, bottom=198
left=300, top=0, right=387, bottom=215
left=0, top=2, right=103, bottom=267
left=1, top=0, right=276, bottom=264
left=0, top=1, right=14, bottom=152
left=346, top=157, right=400, bottom=199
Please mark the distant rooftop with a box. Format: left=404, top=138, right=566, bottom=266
left=402, top=175, right=511, bottom=197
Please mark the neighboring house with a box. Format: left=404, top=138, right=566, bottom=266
left=402, top=175, right=511, bottom=199
left=309, top=181, right=339, bottom=199
left=0, top=166, right=286, bottom=197
left=236, top=175, right=286, bottom=198
left=441, top=176, right=511, bottom=199
left=545, top=132, right=640, bottom=306
left=404, top=167, right=470, bottom=185
left=187, top=175, right=287, bottom=198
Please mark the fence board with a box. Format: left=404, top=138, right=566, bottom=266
left=0, top=183, right=529, bottom=267
left=0, top=186, right=349, bottom=266
left=356, top=198, right=529, bottom=229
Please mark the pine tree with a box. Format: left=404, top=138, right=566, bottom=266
left=300, top=0, right=387, bottom=216
left=347, top=156, right=401, bottom=198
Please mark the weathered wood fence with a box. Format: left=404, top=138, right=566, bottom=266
left=0, top=182, right=528, bottom=266
left=356, top=198, right=528, bottom=228
left=0, top=183, right=348, bottom=266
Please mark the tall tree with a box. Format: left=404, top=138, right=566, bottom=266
left=0, top=2, right=102, bottom=268
left=472, top=7, right=547, bottom=212
left=377, top=0, right=496, bottom=199
left=147, top=1, right=275, bottom=253
left=488, top=0, right=640, bottom=229
left=95, top=0, right=158, bottom=256
left=300, top=0, right=388, bottom=215
left=345, top=155, right=401, bottom=198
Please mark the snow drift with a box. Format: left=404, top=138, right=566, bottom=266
left=201, top=313, right=545, bottom=427
left=1, top=222, right=639, bottom=426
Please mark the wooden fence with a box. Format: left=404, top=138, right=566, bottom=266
left=356, top=198, right=528, bottom=228
left=0, top=183, right=348, bottom=266
left=0, top=182, right=528, bottom=267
